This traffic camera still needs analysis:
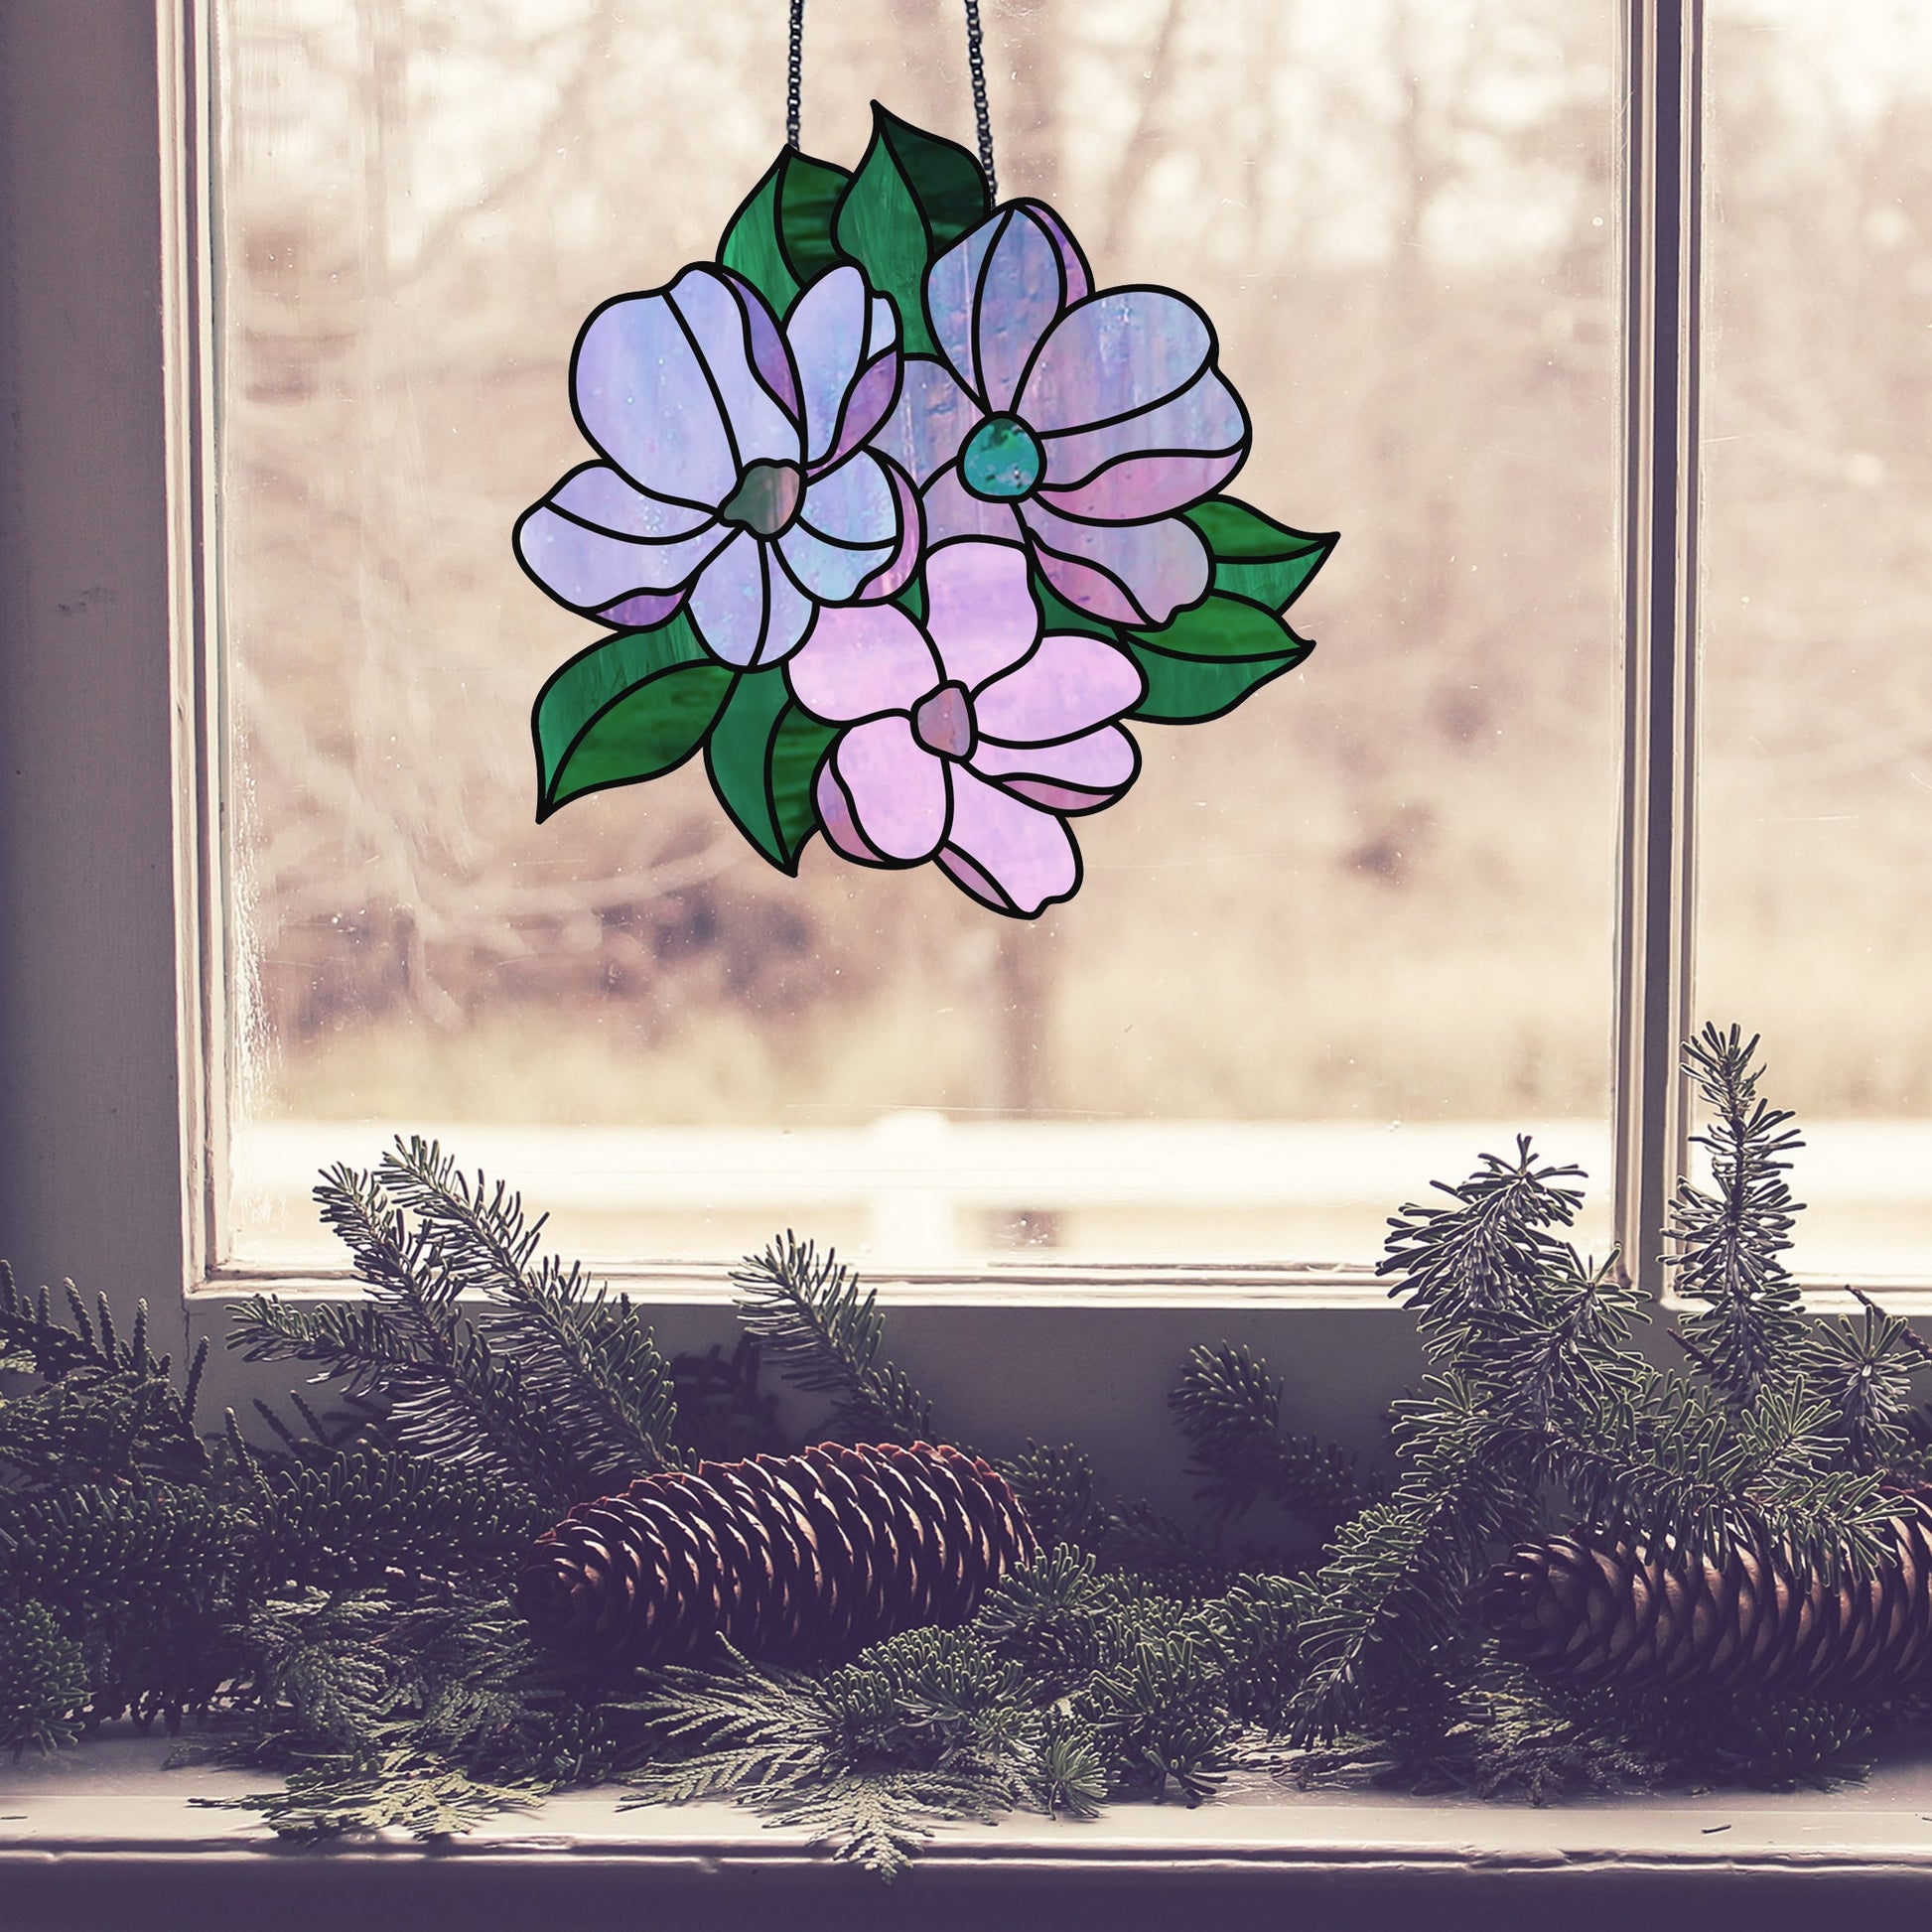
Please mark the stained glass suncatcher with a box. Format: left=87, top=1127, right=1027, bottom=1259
left=515, top=107, right=1337, bottom=918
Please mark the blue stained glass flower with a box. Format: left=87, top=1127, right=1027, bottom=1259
left=514, top=263, right=919, bottom=669
left=875, top=203, right=1252, bottom=628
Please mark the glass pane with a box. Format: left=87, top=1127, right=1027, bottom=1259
left=218, top=0, right=1621, bottom=1270
left=1699, top=0, right=1932, bottom=1280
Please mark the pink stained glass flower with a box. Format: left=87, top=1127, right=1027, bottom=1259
left=784, top=538, right=1146, bottom=917
left=514, top=263, right=919, bottom=669
left=872, top=203, right=1251, bottom=629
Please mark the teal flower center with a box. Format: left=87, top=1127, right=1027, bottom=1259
left=721, top=460, right=803, bottom=537
left=960, top=414, right=1044, bottom=502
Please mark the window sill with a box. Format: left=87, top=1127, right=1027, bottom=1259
left=7, top=1735, right=1932, bottom=1932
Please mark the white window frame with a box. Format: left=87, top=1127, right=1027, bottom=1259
left=7, top=0, right=1884, bottom=1492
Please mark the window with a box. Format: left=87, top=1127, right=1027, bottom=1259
left=1697, top=0, right=1932, bottom=1283
left=2, top=2, right=1926, bottom=1504
left=214, top=0, right=1623, bottom=1277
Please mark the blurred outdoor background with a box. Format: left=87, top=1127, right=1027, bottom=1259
left=214, top=0, right=1930, bottom=1276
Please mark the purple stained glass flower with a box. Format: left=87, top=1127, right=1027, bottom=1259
left=873, top=203, right=1251, bottom=630
left=784, top=537, right=1145, bottom=917
left=514, top=263, right=919, bottom=668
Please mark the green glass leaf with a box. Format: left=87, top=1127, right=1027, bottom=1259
left=834, top=104, right=991, bottom=356
left=705, top=667, right=837, bottom=874
left=1127, top=593, right=1312, bottom=724
left=1133, top=592, right=1308, bottom=662
left=533, top=614, right=734, bottom=820
left=1126, top=643, right=1307, bottom=725
left=776, top=153, right=850, bottom=290
left=1183, top=497, right=1339, bottom=615
left=719, top=150, right=851, bottom=313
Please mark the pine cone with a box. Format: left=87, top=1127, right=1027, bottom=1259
left=1485, top=1492, right=1932, bottom=1696
left=515, top=1442, right=1036, bottom=1665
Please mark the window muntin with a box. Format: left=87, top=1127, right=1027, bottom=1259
left=216, top=0, right=1622, bottom=1273
left=1697, top=0, right=1932, bottom=1281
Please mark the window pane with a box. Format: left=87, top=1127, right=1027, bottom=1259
left=219, top=0, right=1621, bottom=1269
left=1699, top=0, right=1932, bottom=1279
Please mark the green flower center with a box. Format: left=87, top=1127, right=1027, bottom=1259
left=960, top=414, right=1044, bottom=502
left=721, top=461, right=803, bottom=538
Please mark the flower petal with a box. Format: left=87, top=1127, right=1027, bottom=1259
left=873, top=357, right=977, bottom=486
left=924, top=217, right=1002, bottom=398
left=798, top=449, right=898, bottom=547
left=721, top=267, right=801, bottom=422
left=1020, top=203, right=1093, bottom=305
left=788, top=265, right=898, bottom=468
left=778, top=521, right=890, bottom=602
left=970, top=722, right=1140, bottom=814
left=922, top=465, right=1027, bottom=547
left=973, top=631, right=1146, bottom=745
left=858, top=459, right=923, bottom=601
left=971, top=204, right=1090, bottom=413
left=1035, top=366, right=1249, bottom=517
left=1039, top=453, right=1242, bottom=523
left=830, top=715, right=948, bottom=863
left=786, top=602, right=940, bottom=723
left=667, top=266, right=802, bottom=472
left=1018, top=289, right=1215, bottom=437
left=548, top=462, right=717, bottom=539
left=923, top=537, right=1039, bottom=689
left=1021, top=498, right=1210, bottom=627
left=687, top=530, right=815, bottom=668
left=513, top=480, right=727, bottom=614
left=822, top=352, right=901, bottom=473
left=599, top=591, right=686, bottom=628
left=815, top=759, right=888, bottom=864
left=926, top=202, right=1091, bottom=407
left=572, top=289, right=736, bottom=506
left=939, top=766, right=1079, bottom=916
left=778, top=448, right=902, bottom=605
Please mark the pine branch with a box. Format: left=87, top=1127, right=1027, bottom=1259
left=1667, top=1024, right=1807, bottom=1402
left=999, top=1441, right=1102, bottom=1553
left=0, top=1600, right=92, bottom=1753
left=195, top=1753, right=543, bottom=1842
left=1289, top=1373, right=1532, bottom=1743
left=1290, top=1143, right=1603, bottom=1740
left=1378, top=1137, right=1586, bottom=1334
left=376, top=1138, right=678, bottom=1482
left=0, top=1272, right=211, bottom=1486
left=1075, top=1623, right=1239, bottom=1802
left=1461, top=1247, right=1649, bottom=1437
left=1096, top=1499, right=1238, bottom=1599
left=312, top=1163, right=462, bottom=1355
left=236, top=1446, right=547, bottom=1593
left=1170, top=1342, right=1366, bottom=1537
left=225, top=1295, right=421, bottom=1404
left=0, top=1483, right=233, bottom=1606
left=750, top=1769, right=1004, bottom=1878
left=233, top=1154, right=674, bottom=1509
left=1544, top=1376, right=1892, bottom=1581
left=731, top=1234, right=933, bottom=1444
left=1801, top=1302, right=1923, bottom=1472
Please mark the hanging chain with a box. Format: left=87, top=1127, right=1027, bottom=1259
left=787, top=0, right=806, bottom=152
left=962, top=0, right=996, bottom=197
left=786, top=0, right=998, bottom=199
